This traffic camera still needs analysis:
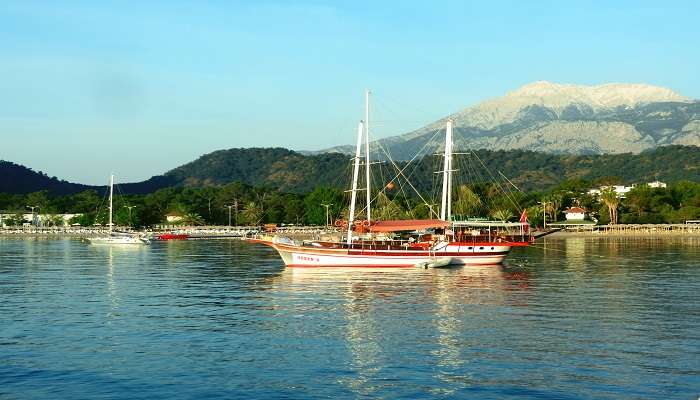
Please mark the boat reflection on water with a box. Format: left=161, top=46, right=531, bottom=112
left=272, top=265, right=531, bottom=304
left=86, top=244, right=152, bottom=321
left=269, top=265, right=530, bottom=395
left=105, top=247, right=120, bottom=320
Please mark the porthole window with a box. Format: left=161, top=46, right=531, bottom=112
left=491, top=247, right=494, bottom=250
left=479, top=247, right=484, bottom=250
left=468, top=247, right=473, bottom=250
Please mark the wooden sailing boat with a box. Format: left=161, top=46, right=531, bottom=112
left=87, top=175, right=150, bottom=245
left=252, top=92, right=529, bottom=267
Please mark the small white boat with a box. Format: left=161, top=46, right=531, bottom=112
left=416, top=257, right=454, bottom=269
left=87, top=174, right=150, bottom=246
left=88, top=234, right=150, bottom=245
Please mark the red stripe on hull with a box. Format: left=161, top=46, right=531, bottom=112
left=346, top=251, right=510, bottom=257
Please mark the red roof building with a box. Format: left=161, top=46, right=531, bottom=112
left=564, top=207, right=587, bottom=221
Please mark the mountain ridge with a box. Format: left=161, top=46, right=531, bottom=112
left=318, top=81, right=699, bottom=158
left=504, top=81, right=690, bottom=109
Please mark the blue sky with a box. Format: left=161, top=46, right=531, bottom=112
left=1, top=1, right=699, bottom=184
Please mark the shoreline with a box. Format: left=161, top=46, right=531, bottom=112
left=2, top=225, right=700, bottom=239
left=546, top=223, right=700, bottom=238
left=547, top=230, right=700, bottom=238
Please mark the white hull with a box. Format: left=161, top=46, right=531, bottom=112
left=281, top=251, right=507, bottom=267
left=255, top=240, right=517, bottom=268
left=87, top=175, right=149, bottom=246
left=88, top=236, right=150, bottom=245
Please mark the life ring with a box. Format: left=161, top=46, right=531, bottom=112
left=334, top=219, right=344, bottom=227
left=362, top=220, right=371, bottom=228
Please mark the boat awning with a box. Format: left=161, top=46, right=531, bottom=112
left=370, top=219, right=449, bottom=232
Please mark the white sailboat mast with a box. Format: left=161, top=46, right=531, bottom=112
left=348, top=121, right=364, bottom=245
left=108, top=174, right=114, bottom=235
left=440, top=120, right=453, bottom=221
left=446, top=119, right=453, bottom=221
left=364, top=89, right=371, bottom=223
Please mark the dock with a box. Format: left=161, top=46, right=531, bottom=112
left=546, top=223, right=700, bottom=236
left=2, top=223, right=699, bottom=238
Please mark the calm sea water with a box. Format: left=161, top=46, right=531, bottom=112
left=1, top=237, right=698, bottom=399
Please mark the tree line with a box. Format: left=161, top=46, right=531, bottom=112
left=1, top=177, right=698, bottom=227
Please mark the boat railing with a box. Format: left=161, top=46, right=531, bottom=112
left=308, top=238, right=427, bottom=251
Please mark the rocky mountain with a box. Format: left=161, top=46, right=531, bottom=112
left=321, top=81, right=700, bottom=159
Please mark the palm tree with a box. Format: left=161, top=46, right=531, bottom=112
left=545, top=193, right=563, bottom=222
left=600, top=187, right=620, bottom=224
left=526, top=205, right=544, bottom=228
left=241, top=202, right=263, bottom=225
left=453, top=185, right=483, bottom=218
left=375, top=192, right=404, bottom=220
left=491, top=209, right=513, bottom=222
left=181, top=213, right=205, bottom=226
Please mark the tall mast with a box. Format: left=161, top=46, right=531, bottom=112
left=348, top=121, right=364, bottom=245
left=109, top=174, right=114, bottom=235
left=364, top=89, right=371, bottom=223
left=446, top=119, right=453, bottom=222
left=440, top=120, right=453, bottom=221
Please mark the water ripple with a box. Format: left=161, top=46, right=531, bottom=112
left=1, top=237, right=699, bottom=399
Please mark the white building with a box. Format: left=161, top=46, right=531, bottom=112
left=564, top=207, right=587, bottom=221
left=587, top=185, right=635, bottom=198
left=647, top=181, right=667, bottom=188
left=612, top=185, right=634, bottom=197
left=166, top=214, right=184, bottom=223
left=0, top=213, right=82, bottom=228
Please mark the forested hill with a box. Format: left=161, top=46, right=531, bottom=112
left=164, top=148, right=350, bottom=192
left=0, top=161, right=93, bottom=195
left=0, top=160, right=176, bottom=195
left=162, top=145, right=699, bottom=192
left=1, top=145, right=698, bottom=195
left=0, top=149, right=346, bottom=195
left=461, top=145, right=699, bottom=191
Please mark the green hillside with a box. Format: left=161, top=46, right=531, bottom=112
left=163, top=145, right=699, bottom=192
left=2, top=146, right=698, bottom=227
left=164, top=148, right=351, bottom=192
left=2, top=145, right=698, bottom=197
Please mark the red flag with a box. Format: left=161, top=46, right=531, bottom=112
left=520, top=209, right=529, bottom=234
